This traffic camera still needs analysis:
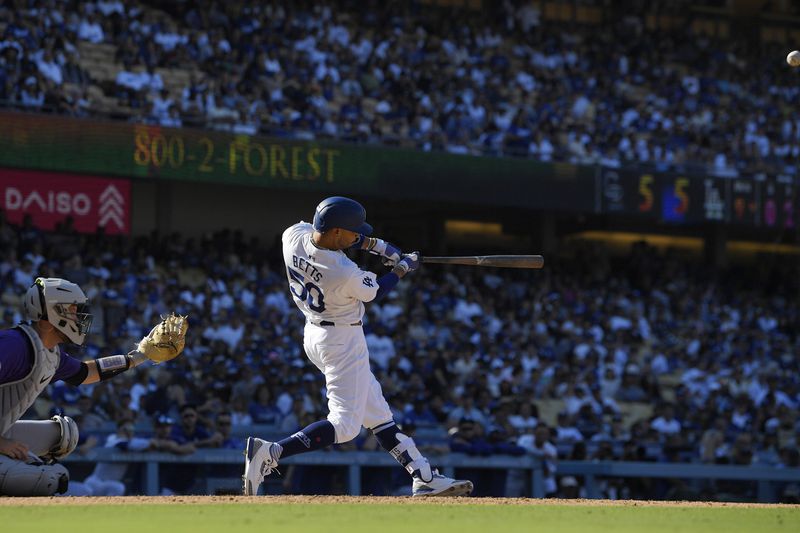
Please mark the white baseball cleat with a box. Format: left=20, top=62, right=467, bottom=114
left=412, top=469, right=473, bottom=497
left=242, top=437, right=282, bottom=496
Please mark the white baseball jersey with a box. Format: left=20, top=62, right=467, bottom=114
left=281, top=221, right=394, bottom=442
left=281, top=222, right=379, bottom=324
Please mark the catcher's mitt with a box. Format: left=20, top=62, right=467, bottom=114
left=136, top=313, right=188, bottom=363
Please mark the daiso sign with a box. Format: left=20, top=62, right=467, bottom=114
left=4, top=189, right=93, bottom=215
left=1, top=168, right=130, bottom=235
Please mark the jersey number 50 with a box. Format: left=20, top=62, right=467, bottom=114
left=287, top=267, right=326, bottom=312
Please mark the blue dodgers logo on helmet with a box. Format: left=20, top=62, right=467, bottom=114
left=312, top=196, right=373, bottom=235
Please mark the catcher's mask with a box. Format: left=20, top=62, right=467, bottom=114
left=23, top=277, right=93, bottom=345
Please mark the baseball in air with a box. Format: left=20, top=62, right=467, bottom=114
left=787, top=50, right=800, bottom=67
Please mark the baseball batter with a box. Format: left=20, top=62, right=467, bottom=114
left=244, top=196, right=473, bottom=497
left=0, top=277, right=187, bottom=496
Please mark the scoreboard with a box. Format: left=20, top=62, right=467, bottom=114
left=598, top=168, right=798, bottom=229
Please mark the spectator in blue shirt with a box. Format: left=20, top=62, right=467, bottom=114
left=171, top=403, right=221, bottom=448
left=248, top=384, right=281, bottom=425
left=215, top=411, right=243, bottom=450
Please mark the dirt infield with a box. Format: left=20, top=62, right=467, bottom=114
left=1, top=495, right=798, bottom=508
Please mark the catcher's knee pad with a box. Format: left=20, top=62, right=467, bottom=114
left=49, top=415, right=79, bottom=459
left=328, top=414, right=361, bottom=444
left=0, top=460, right=69, bottom=496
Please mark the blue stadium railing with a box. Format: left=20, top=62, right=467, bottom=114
left=62, top=449, right=800, bottom=502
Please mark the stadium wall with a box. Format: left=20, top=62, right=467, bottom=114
left=1, top=111, right=798, bottom=247
left=0, top=110, right=592, bottom=212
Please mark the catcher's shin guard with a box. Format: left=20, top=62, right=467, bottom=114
left=0, top=457, right=69, bottom=496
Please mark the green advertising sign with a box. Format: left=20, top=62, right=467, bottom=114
left=0, top=111, right=595, bottom=211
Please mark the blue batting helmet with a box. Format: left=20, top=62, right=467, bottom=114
left=312, top=196, right=373, bottom=235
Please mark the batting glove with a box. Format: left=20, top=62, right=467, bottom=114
left=394, top=252, right=420, bottom=277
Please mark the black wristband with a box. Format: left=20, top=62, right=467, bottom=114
left=95, top=354, right=131, bottom=381
left=65, top=362, right=89, bottom=386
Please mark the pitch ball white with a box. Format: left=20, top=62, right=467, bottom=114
left=787, top=51, right=800, bottom=67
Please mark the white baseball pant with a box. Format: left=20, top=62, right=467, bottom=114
left=303, top=323, right=393, bottom=443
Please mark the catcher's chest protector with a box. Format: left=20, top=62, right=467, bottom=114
left=0, top=325, right=61, bottom=436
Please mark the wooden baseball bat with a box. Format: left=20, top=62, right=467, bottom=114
left=420, top=255, right=544, bottom=269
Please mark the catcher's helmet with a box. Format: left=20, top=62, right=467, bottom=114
left=312, top=196, right=373, bottom=235
left=22, top=277, right=92, bottom=345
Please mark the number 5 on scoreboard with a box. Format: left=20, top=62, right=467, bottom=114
left=674, top=178, right=689, bottom=215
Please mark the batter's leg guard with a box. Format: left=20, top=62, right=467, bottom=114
left=373, top=422, right=432, bottom=482
left=0, top=457, right=69, bottom=496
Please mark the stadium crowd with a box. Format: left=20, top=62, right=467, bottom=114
left=1, top=1, right=800, bottom=176
left=0, top=209, right=798, bottom=500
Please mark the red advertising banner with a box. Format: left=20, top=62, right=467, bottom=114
left=0, top=168, right=130, bottom=235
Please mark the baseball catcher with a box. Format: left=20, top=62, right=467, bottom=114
left=0, top=277, right=188, bottom=496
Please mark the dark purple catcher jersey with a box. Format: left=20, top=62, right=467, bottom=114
left=0, top=328, right=83, bottom=385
